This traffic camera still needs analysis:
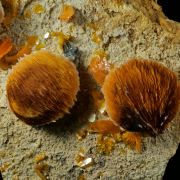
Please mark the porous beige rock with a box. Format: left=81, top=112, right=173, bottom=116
left=0, top=0, right=179, bottom=179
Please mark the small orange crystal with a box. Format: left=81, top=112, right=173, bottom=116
left=33, top=4, right=44, bottom=14
left=35, top=43, right=45, bottom=50
left=34, top=163, right=48, bottom=180
left=0, top=162, right=10, bottom=172
left=75, top=149, right=93, bottom=168
left=122, top=132, right=142, bottom=152
left=5, top=45, right=31, bottom=64
left=91, top=32, right=102, bottom=44
left=96, top=135, right=116, bottom=155
left=24, top=9, right=31, bottom=19
left=87, top=22, right=99, bottom=31
left=88, top=50, right=113, bottom=86
left=35, top=153, right=47, bottom=163
left=0, top=38, right=13, bottom=59
left=26, top=35, right=38, bottom=46
left=4, top=35, right=38, bottom=65
left=59, top=4, right=75, bottom=22
left=51, top=31, right=71, bottom=49
left=88, top=120, right=120, bottom=134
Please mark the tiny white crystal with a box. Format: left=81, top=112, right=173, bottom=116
left=44, top=32, right=50, bottom=39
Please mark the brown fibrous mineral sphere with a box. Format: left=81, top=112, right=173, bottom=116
left=102, top=59, right=180, bottom=135
left=6, top=50, right=80, bottom=125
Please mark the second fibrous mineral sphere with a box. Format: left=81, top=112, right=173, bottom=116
left=102, top=59, right=180, bottom=135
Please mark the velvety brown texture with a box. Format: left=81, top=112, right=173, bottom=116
left=102, top=59, right=180, bottom=135
left=6, top=50, right=80, bottom=125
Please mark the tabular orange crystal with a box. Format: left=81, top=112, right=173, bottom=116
left=26, top=35, right=38, bottom=46
left=112, top=133, right=122, bottom=143
left=75, top=149, right=93, bottom=168
left=78, top=175, right=86, bottom=180
left=0, top=162, right=10, bottom=172
left=4, top=36, right=38, bottom=65
left=51, top=31, right=71, bottom=49
left=33, top=4, right=44, bottom=14
left=91, top=32, right=102, bottom=44
left=24, top=9, right=31, bottom=19
left=35, top=153, right=47, bottom=163
left=5, top=45, right=31, bottom=65
left=96, top=135, right=116, bottom=155
left=122, top=132, right=142, bottom=152
left=0, top=38, right=13, bottom=59
left=88, top=50, right=113, bottom=86
left=87, top=22, right=99, bottom=31
left=76, top=129, right=88, bottom=141
left=35, top=43, right=45, bottom=50
left=34, top=163, right=48, bottom=180
left=59, top=4, right=75, bottom=22
left=88, top=120, right=120, bottom=134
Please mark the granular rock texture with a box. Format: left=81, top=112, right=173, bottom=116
left=0, top=0, right=180, bottom=179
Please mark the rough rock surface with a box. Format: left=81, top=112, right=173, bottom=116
left=0, top=0, right=180, bottom=179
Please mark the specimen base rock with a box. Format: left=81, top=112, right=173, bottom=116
left=0, top=0, right=179, bottom=179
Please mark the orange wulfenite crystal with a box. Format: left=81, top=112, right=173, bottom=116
left=0, top=38, right=13, bottom=59
left=76, top=129, right=88, bottom=141
left=5, top=35, right=38, bottom=65
left=26, top=35, right=38, bottom=46
left=88, top=50, right=113, bottom=86
left=88, top=120, right=120, bottom=134
left=34, top=163, right=48, bottom=180
left=91, top=32, right=102, bottom=44
left=24, top=9, right=31, bottom=18
left=122, top=132, right=142, bottom=152
left=35, top=153, right=47, bottom=163
left=35, top=43, right=45, bottom=50
left=87, top=22, right=99, bottom=31
left=75, top=148, right=93, bottom=168
left=0, top=162, right=10, bottom=172
left=34, top=152, right=48, bottom=179
left=33, top=4, right=44, bottom=14
left=78, top=175, right=86, bottom=180
left=59, top=4, right=75, bottom=22
left=5, top=45, right=31, bottom=64
left=51, top=31, right=71, bottom=49
left=0, top=37, right=14, bottom=69
left=96, top=135, right=116, bottom=155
